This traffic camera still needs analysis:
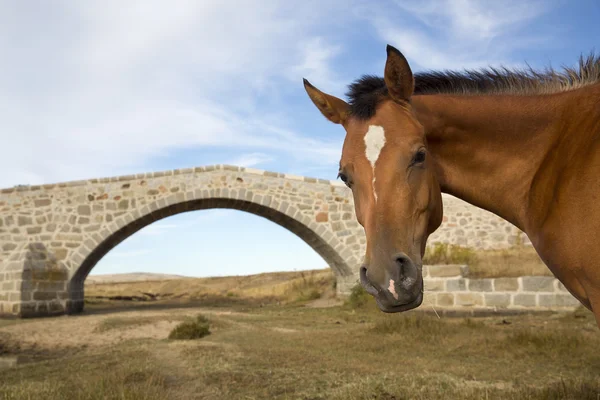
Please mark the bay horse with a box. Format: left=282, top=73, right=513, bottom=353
left=303, top=44, right=600, bottom=327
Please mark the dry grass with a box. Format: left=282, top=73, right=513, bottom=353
left=3, top=263, right=600, bottom=400
left=85, top=268, right=335, bottom=306
left=1, top=298, right=598, bottom=399
left=94, top=315, right=188, bottom=333
left=424, top=243, right=552, bottom=278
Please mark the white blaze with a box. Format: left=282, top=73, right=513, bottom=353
left=388, top=279, right=399, bottom=300
left=364, top=125, right=386, bottom=202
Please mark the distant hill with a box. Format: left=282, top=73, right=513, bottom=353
left=84, top=268, right=337, bottom=305
left=86, top=272, right=193, bottom=283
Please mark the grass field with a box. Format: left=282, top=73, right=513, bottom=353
left=1, top=266, right=599, bottom=400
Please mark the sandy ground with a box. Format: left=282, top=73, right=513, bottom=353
left=0, top=297, right=338, bottom=359
left=0, top=307, right=252, bottom=356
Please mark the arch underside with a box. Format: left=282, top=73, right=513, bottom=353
left=72, top=197, right=352, bottom=288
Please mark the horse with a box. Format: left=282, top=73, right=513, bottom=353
left=303, top=44, right=600, bottom=327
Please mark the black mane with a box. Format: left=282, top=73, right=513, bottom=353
left=346, top=53, right=600, bottom=120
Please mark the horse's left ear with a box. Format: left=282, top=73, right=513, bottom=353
left=303, top=78, right=349, bottom=125
left=384, top=44, right=414, bottom=103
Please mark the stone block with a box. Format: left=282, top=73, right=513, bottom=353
left=315, top=212, right=328, bottom=222
left=17, top=216, right=32, bottom=226
left=538, top=294, right=580, bottom=308
left=53, top=248, right=68, bottom=260
left=2, top=243, right=17, bottom=251
left=9, top=293, right=22, bottom=302
left=455, top=293, right=484, bottom=306
left=485, top=293, right=511, bottom=307
left=37, top=302, right=48, bottom=314
left=26, top=226, right=42, bottom=234
left=36, top=281, right=66, bottom=291
left=48, top=301, right=65, bottom=314
left=33, top=291, right=57, bottom=301
left=446, top=278, right=466, bottom=291
left=522, top=277, right=555, bottom=292
left=494, top=278, right=519, bottom=291
left=428, top=264, right=464, bottom=277
left=423, top=279, right=445, bottom=291
left=436, top=293, right=455, bottom=306
left=513, top=293, right=536, bottom=307
left=77, top=205, right=91, bottom=216
left=34, top=199, right=51, bottom=207
left=468, top=279, right=493, bottom=292
left=18, top=302, right=38, bottom=317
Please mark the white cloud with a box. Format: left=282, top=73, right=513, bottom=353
left=359, top=0, right=557, bottom=71
left=394, top=0, right=550, bottom=41
left=0, top=1, right=347, bottom=188
left=0, top=0, right=563, bottom=189
left=285, top=37, right=345, bottom=93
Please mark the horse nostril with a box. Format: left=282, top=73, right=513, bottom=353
left=359, top=266, right=380, bottom=296
left=394, top=253, right=413, bottom=281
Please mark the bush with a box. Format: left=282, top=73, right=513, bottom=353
left=345, top=284, right=373, bottom=309
left=168, top=314, right=211, bottom=340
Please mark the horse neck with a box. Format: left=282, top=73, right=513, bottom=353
left=411, top=92, right=565, bottom=232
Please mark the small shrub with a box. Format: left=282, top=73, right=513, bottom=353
left=345, top=284, right=373, bottom=309
left=168, top=314, right=211, bottom=340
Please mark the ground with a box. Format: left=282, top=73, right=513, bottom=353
left=1, top=268, right=599, bottom=400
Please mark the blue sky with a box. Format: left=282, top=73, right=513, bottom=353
left=2, top=1, right=599, bottom=277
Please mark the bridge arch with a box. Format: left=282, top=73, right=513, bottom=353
left=69, top=191, right=356, bottom=313
left=0, top=165, right=366, bottom=317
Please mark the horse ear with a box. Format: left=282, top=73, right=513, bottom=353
left=384, top=45, right=414, bottom=102
left=303, top=78, right=349, bottom=124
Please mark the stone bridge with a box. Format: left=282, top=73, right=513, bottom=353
left=0, top=165, right=529, bottom=318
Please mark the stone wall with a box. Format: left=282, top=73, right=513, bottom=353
left=429, top=194, right=532, bottom=249
left=1, top=164, right=536, bottom=318
left=422, top=265, right=579, bottom=313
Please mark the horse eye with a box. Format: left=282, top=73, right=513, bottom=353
left=337, top=172, right=351, bottom=188
left=413, top=149, right=426, bottom=165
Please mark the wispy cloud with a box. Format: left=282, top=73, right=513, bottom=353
left=359, top=0, right=557, bottom=71
left=0, top=0, right=565, bottom=189
left=226, top=153, right=274, bottom=168
left=285, top=36, right=345, bottom=93
left=0, top=1, right=347, bottom=187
